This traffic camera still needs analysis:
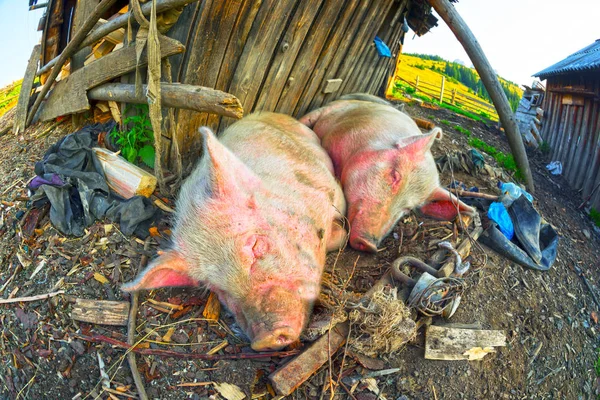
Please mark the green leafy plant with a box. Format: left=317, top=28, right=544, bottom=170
left=539, top=141, right=551, bottom=154
left=110, top=104, right=155, bottom=168
left=468, top=137, right=522, bottom=181
left=591, top=208, right=600, bottom=228
left=440, top=119, right=451, bottom=126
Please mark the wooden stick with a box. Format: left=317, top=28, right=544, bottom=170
left=71, top=333, right=300, bottom=360
left=88, top=83, right=243, bottom=119
left=36, top=0, right=199, bottom=77
left=26, top=0, right=119, bottom=127
left=449, top=188, right=499, bottom=201
left=429, top=0, right=534, bottom=194
left=0, top=290, right=65, bottom=304
left=128, top=238, right=151, bottom=400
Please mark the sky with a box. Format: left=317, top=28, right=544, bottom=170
left=402, top=0, right=600, bottom=87
left=0, top=1, right=44, bottom=87
left=0, top=1, right=599, bottom=88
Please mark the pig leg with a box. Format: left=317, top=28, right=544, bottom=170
left=418, top=187, right=477, bottom=220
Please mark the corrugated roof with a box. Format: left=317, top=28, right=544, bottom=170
left=534, top=39, right=600, bottom=79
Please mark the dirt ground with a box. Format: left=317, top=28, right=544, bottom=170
left=0, top=100, right=599, bottom=400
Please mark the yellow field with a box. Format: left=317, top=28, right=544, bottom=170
left=388, top=55, right=523, bottom=121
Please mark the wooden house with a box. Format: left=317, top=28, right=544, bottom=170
left=26, top=0, right=450, bottom=170
left=535, top=39, right=600, bottom=210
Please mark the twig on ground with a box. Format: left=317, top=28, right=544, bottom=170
left=71, top=333, right=299, bottom=360
left=0, top=290, right=65, bottom=304
left=127, top=238, right=151, bottom=400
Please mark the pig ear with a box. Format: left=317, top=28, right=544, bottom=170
left=121, top=251, right=199, bottom=292
left=200, top=127, right=259, bottom=196
left=418, top=187, right=477, bottom=220
left=395, top=128, right=442, bottom=155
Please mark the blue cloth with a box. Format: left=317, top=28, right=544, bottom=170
left=488, top=202, right=514, bottom=240
left=374, top=36, right=392, bottom=57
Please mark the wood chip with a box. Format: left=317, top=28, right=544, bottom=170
left=93, top=272, right=109, bottom=284
left=203, top=292, right=221, bottom=321
left=71, top=298, right=130, bottom=326
left=213, top=382, right=246, bottom=400
left=425, top=325, right=506, bottom=360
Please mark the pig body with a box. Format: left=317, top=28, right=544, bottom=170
left=123, top=112, right=346, bottom=351
left=300, top=94, right=475, bottom=252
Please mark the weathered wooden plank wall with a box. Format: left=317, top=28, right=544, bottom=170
left=540, top=72, right=600, bottom=210
left=169, top=0, right=409, bottom=167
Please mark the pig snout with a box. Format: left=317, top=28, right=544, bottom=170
left=348, top=206, right=405, bottom=253
left=245, top=286, right=308, bottom=351
left=350, top=232, right=378, bottom=253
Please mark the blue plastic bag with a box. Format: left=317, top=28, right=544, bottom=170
left=499, top=182, right=533, bottom=207
left=488, top=202, right=514, bottom=240
left=374, top=36, right=392, bottom=58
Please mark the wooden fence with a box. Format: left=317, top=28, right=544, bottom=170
left=396, top=75, right=499, bottom=121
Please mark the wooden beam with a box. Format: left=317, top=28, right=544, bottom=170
left=37, top=36, right=185, bottom=121
left=88, top=83, right=243, bottom=118
left=37, top=0, right=198, bottom=77
left=428, top=0, right=535, bottom=193
left=26, top=0, right=119, bottom=127
left=14, top=44, right=42, bottom=135
left=71, top=0, right=100, bottom=72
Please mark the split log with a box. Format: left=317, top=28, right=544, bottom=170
left=37, top=0, right=199, bottom=76
left=14, top=44, right=42, bottom=135
left=38, top=36, right=185, bottom=122
left=71, top=298, right=130, bottom=326
left=26, top=0, right=120, bottom=127
left=413, top=117, right=436, bottom=130
left=428, top=0, right=534, bottom=194
left=269, top=322, right=349, bottom=396
left=425, top=325, right=506, bottom=360
left=88, top=83, right=243, bottom=119
left=93, top=148, right=158, bottom=198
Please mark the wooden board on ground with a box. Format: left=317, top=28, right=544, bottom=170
left=71, top=298, right=130, bottom=326
left=425, top=325, right=506, bottom=360
left=14, top=44, right=42, bottom=135
left=38, top=36, right=185, bottom=122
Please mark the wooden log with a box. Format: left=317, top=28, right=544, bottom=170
left=71, top=0, right=100, bottom=72
left=88, top=83, right=242, bottom=118
left=425, top=325, right=506, bottom=361
left=291, top=0, right=363, bottom=117
left=429, top=0, right=534, bottom=193
left=253, top=0, right=325, bottom=112
left=26, top=0, right=119, bottom=127
left=565, top=105, right=586, bottom=184
left=93, top=148, right=158, bottom=198
left=575, top=101, right=599, bottom=189
left=38, top=36, right=185, bottom=121
left=71, top=298, right=130, bottom=326
left=413, top=117, right=435, bottom=130
left=269, top=322, right=349, bottom=396
left=14, top=44, right=42, bottom=135
left=37, top=0, right=198, bottom=77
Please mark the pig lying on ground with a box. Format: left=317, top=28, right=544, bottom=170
left=123, top=112, right=347, bottom=351
left=300, top=93, right=476, bottom=253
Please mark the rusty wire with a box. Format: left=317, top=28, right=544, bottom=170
left=408, top=276, right=466, bottom=316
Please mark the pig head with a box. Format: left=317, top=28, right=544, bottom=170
left=123, top=113, right=346, bottom=350
left=300, top=96, right=475, bottom=253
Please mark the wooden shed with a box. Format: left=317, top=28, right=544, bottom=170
left=26, top=0, right=447, bottom=171
left=535, top=39, right=600, bottom=210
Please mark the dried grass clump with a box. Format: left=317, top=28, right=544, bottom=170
left=348, top=286, right=416, bottom=357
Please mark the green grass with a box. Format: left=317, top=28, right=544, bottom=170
left=0, top=80, right=22, bottom=117
left=591, top=208, right=600, bottom=228
left=440, top=119, right=450, bottom=126
left=454, top=124, right=471, bottom=137
left=468, top=137, right=523, bottom=181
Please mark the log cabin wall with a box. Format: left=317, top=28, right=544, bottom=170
left=167, top=0, right=411, bottom=169
left=539, top=72, right=600, bottom=210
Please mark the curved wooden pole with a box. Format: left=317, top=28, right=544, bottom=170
left=428, top=0, right=535, bottom=193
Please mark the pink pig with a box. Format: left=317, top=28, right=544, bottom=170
left=300, top=94, right=475, bottom=253
left=122, top=112, right=347, bottom=351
